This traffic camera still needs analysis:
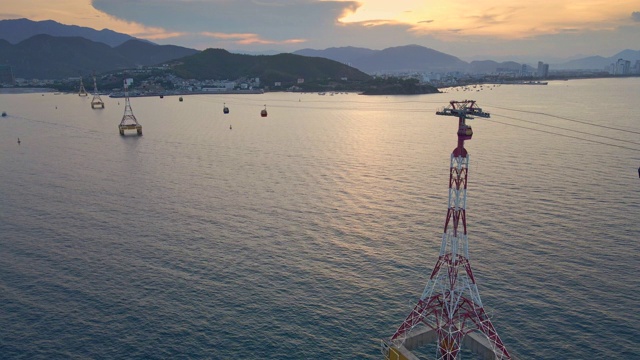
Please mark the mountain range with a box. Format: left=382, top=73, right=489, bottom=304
left=294, top=45, right=640, bottom=74
left=0, top=18, right=638, bottom=79
left=0, top=18, right=139, bottom=47
left=0, top=34, right=199, bottom=79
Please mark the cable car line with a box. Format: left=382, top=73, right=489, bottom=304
left=486, top=104, right=640, bottom=135
left=483, top=117, right=640, bottom=152
left=492, top=113, right=640, bottom=147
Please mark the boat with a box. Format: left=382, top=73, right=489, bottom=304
left=261, top=105, right=268, bottom=117
left=1, top=111, right=6, bottom=117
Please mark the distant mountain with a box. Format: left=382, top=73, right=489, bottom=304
left=468, top=60, right=526, bottom=74
left=0, top=35, right=199, bottom=79
left=0, top=18, right=140, bottom=47
left=296, top=45, right=640, bottom=73
left=294, top=44, right=469, bottom=74
left=553, top=49, right=640, bottom=70
left=360, top=45, right=468, bottom=73
left=294, top=46, right=377, bottom=66
left=170, top=48, right=371, bottom=85
left=114, top=39, right=199, bottom=67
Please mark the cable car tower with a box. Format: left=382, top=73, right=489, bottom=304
left=78, top=77, right=88, bottom=97
left=90, top=74, right=104, bottom=109
left=382, top=100, right=510, bottom=360
left=118, top=80, right=142, bottom=136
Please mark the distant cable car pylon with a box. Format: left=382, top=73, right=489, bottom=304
left=90, top=72, right=104, bottom=109
left=78, top=77, right=88, bottom=97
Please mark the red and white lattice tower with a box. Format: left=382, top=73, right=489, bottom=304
left=382, top=100, right=510, bottom=360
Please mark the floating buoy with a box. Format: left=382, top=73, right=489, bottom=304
left=260, top=105, right=267, bottom=117
left=17, top=137, right=21, bottom=145
left=179, top=96, right=183, bottom=102
left=223, top=102, right=229, bottom=114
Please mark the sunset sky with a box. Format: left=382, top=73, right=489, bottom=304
left=2, top=0, right=639, bottom=62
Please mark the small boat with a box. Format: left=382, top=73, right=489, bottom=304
left=261, top=105, right=268, bottom=118
left=223, top=103, right=229, bottom=114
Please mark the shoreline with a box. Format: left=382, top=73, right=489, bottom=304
left=108, top=89, right=264, bottom=98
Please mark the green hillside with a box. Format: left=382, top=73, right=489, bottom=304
left=170, top=49, right=372, bottom=86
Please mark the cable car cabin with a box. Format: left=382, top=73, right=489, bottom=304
left=458, top=124, right=473, bottom=139
left=458, top=124, right=472, bottom=136
left=261, top=105, right=268, bottom=117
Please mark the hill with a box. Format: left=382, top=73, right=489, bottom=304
left=0, top=35, right=199, bottom=79
left=0, top=18, right=139, bottom=47
left=293, top=46, right=377, bottom=66
left=553, top=49, right=640, bottom=70
left=114, top=39, right=199, bottom=67
left=170, top=49, right=372, bottom=86
left=294, top=44, right=469, bottom=74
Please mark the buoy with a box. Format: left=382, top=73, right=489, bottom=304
left=230, top=125, right=232, bottom=130
left=179, top=96, right=183, bottom=102
left=17, top=137, right=21, bottom=145
left=261, top=105, right=268, bottom=117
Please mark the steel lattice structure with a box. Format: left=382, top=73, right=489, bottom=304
left=78, top=77, right=88, bottom=97
left=91, top=74, right=104, bottom=109
left=383, top=100, right=510, bottom=360
left=118, top=80, right=142, bottom=136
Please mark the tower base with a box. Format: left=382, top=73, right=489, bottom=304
left=383, top=328, right=501, bottom=360
left=119, top=124, right=142, bottom=136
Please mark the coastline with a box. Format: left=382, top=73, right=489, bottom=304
left=108, top=89, right=264, bottom=98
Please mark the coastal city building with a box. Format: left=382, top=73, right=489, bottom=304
left=609, top=58, right=631, bottom=75
left=537, top=61, right=549, bottom=78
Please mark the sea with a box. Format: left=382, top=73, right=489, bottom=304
left=1, top=78, right=639, bottom=359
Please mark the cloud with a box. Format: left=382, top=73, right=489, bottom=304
left=5, top=0, right=632, bottom=62
left=200, top=31, right=306, bottom=45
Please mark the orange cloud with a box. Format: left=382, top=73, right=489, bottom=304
left=200, top=31, right=306, bottom=45
left=1, top=0, right=183, bottom=41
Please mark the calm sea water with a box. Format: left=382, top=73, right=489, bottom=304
left=1, top=78, right=639, bottom=359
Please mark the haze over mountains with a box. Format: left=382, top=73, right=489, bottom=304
left=1, top=18, right=639, bottom=79
left=0, top=18, right=138, bottom=47
left=0, top=35, right=199, bottom=79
